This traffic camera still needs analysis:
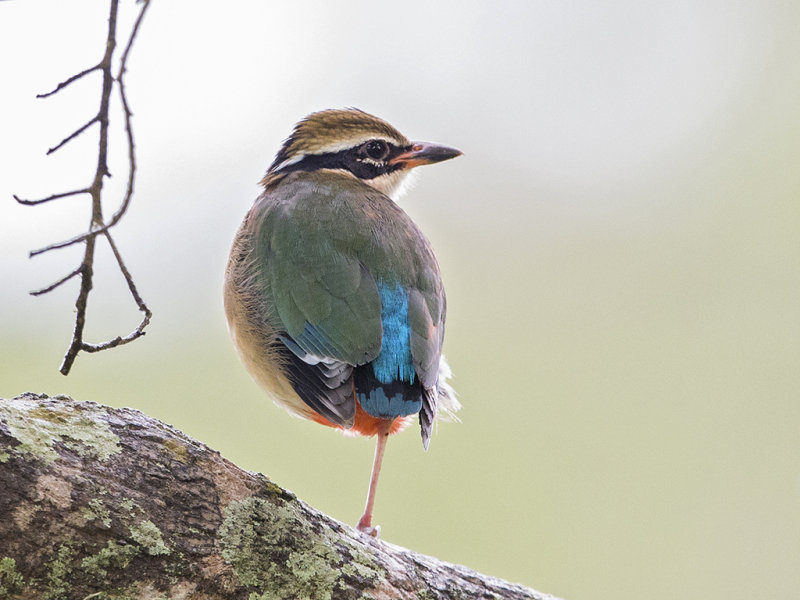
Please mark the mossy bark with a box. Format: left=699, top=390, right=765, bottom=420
left=0, top=393, right=558, bottom=600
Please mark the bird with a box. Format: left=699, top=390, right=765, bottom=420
left=224, top=108, right=461, bottom=535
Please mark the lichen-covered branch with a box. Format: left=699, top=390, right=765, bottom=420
left=0, top=393, right=559, bottom=600
left=13, top=0, right=152, bottom=376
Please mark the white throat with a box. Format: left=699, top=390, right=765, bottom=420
left=366, top=169, right=418, bottom=201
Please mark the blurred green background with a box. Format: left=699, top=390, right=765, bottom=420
left=2, top=2, right=799, bottom=599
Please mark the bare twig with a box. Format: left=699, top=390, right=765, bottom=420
left=28, top=229, right=98, bottom=257
left=13, top=188, right=91, bottom=206
left=104, top=230, right=150, bottom=316
left=120, top=0, right=151, bottom=68
left=36, top=63, right=101, bottom=99
left=14, top=0, right=153, bottom=376
left=108, top=0, right=152, bottom=240
left=30, top=267, right=83, bottom=296
left=70, top=229, right=153, bottom=355
left=46, top=115, right=100, bottom=155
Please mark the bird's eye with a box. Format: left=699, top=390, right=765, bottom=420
left=363, top=140, right=389, bottom=161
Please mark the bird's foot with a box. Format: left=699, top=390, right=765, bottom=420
left=356, top=515, right=381, bottom=538
left=357, top=524, right=381, bottom=538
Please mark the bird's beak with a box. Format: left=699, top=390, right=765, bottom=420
left=389, top=142, right=462, bottom=169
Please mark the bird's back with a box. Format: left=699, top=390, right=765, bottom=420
left=225, top=170, right=446, bottom=439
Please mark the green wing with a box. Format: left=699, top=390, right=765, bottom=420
left=247, top=171, right=445, bottom=427
left=257, top=195, right=383, bottom=366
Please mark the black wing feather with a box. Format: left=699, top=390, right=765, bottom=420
left=277, top=341, right=355, bottom=428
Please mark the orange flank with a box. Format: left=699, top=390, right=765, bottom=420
left=309, top=398, right=414, bottom=437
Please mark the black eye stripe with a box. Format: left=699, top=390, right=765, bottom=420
left=275, top=142, right=409, bottom=180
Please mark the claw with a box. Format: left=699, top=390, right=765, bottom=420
left=357, top=522, right=381, bottom=538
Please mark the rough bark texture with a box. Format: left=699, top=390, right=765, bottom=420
left=0, top=393, right=559, bottom=600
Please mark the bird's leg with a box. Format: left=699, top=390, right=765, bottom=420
left=356, top=418, right=393, bottom=537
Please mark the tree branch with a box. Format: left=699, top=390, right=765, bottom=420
left=0, top=393, right=560, bottom=600
left=29, top=266, right=83, bottom=296
left=12, top=188, right=91, bottom=206
left=13, top=0, right=152, bottom=375
left=36, top=63, right=102, bottom=99
left=46, top=115, right=100, bottom=155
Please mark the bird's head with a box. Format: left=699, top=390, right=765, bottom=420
left=263, top=108, right=461, bottom=199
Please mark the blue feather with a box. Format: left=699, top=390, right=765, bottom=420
left=355, top=281, right=420, bottom=419
left=357, top=386, right=420, bottom=419
left=372, top=281, right=416, bottom=385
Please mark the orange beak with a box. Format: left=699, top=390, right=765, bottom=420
left=389, top=142, right=462, bottom=169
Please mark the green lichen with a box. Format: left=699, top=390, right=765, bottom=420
left=219, top=496, right=383, bottom=599
left=0, top=397, right=121, bottom=465
left=341, top=559, right=378, bottom=580
left=219, top=498, right=293, bottom=588
left=247, top=592, right=287, bottom=600
left=285, top=543, right=340, bottom=598
left=0, top=557, right=25, bottom=599
left=119, top=498, right=136, bottom=513
left=0, top=452, right=9, bottom=464
left=129, top=520, right=170, bottom=556
left=162, top=438, right=189, bottom=464
left=335, top=534, right=383, bottom=590
left=80, top=540, right=140, bottom=579
left=44, top=543, right=74, bottom=600
left=263, top=480, right=294, bottom=499
left=81, top=498, right=112, bottom=528
left=444, top=582, right=472, bottom=600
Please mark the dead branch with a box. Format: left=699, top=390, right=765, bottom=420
left=13, top=0, right=152, bottom=375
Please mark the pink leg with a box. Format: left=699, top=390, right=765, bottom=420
left=356, top=419, right=393, bottom=536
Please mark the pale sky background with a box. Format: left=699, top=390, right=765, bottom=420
left=2, top=2, right=800, bottom=600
